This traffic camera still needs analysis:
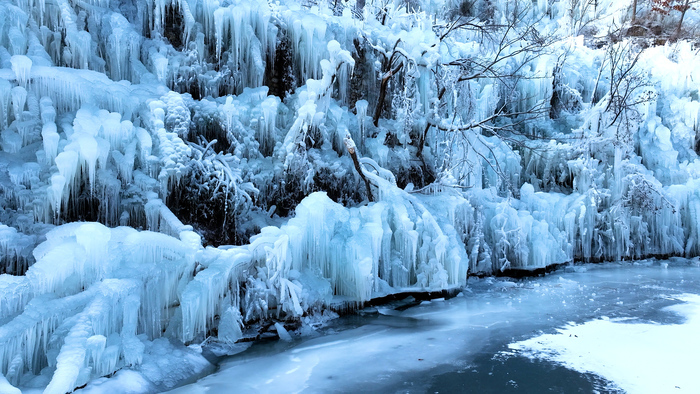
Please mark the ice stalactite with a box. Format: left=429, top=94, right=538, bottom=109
left=53, top=150, right=79, bottom=213
left=105, top=13, right=142, bottom=83
left=209, top=0, right=273, bottom=92
left=112, top=140, right=137, bottom=185
left=152, top=0, right=195, bottom=44
left=517, top=55, right=554, bottom=114
left=281, top=40, right=354, bottom=174
left=30, top=66, right=138, bottom=116
left=39, top=96, right=54, bottom=123
left=136, top=126, right=153, bottom=164
left=55, top=0, right=92, bottom=70
left=67, top=124, right=100, bottom=193
left=0, top=225, right=35, bottom=275
left=9, top=55, right=30, bottom=87
left=179, top=247, right=250, bottom=343
left=258, top=96, right=279, bottom=156
left=37, top=104, right=142, bottom=226
left=149, top=48, right=169, bottom=84
left=10, top=86, right=26, bottom=121
left=354, top=99, right=368, bottom=152
left=41, top=122, right=59, bottom=164
left=7, top=26, right=26, bottom=56
left=239, top=185, right=471, bottom=316
left=283, top=10, right=328, bottom=84
left=0, top=79, right=11, bottom=129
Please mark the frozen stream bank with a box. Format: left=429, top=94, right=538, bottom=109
left=159, top=259, right=700, bottom=394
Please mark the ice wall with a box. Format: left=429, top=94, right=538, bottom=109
left=0, top=187, right=474, bottom=390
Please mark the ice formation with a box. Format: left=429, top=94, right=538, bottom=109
left=0, top=0, right=699, bottom=391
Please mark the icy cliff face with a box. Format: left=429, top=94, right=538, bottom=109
left=0, top=0, right=699, bottom=391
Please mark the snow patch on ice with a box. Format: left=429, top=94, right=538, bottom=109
left=509, top=294, right=700, bottom=393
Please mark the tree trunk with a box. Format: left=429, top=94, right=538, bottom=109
left=344, top=136, right=374, bottom=202
left=373, top=62, right=403, bottom=127
left=674, top=0, right=691, bottom=38
left=631, top=0, right=638, bottom=23
left=417, top=86, right=446, bottom=159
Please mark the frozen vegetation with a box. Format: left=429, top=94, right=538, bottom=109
left=0, top=0, right=698, bottom=391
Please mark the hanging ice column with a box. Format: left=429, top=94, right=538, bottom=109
left=10, top=87, right=27, bottom=122
left=282, top=40, right=354, bottom=169
left=10, top=55, right=32, bottom=87
left=151, top=0, right=196, bottom=45
left=179, top=247, right=251, bottom=343
left=248, top=193, right=381, bottom=312
left=43, top=106, right=139, bottom=224
left=105, top=13, right=143, bottom=83
left=55, top=0, right=93, bottom=69
left=0, top=79, right=11, bottom=129
left=258, top=95, right=279, bottom=156
left=283, top=10, right=328, bottom=83
left=41, top=97, right=59, bottom=166
left=355, top=99, right=368, bottom=152
left=211, top=0, right=275, bottom=92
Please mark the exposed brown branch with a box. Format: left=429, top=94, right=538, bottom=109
left=344, top=136, right=374, bottom=202
left=373, top=61, right=404, bottom=127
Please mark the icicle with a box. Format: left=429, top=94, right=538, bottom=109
left=54, top=150, right=79, bottom=208
left=0, top=79, right=11, bottom=129
left=10, top=55, right=31, bottom=87
left=180, top=248, right=250, bottom=343
left=153, top=0, right=166, bottom=33
left=258, top=96, right=278, bottom=156
left=152, top=52, right=168, bottom=84
left=11, top=86, right=27, bottom=120
left=41, top=122, right=59, bottom=164
left=355, top=100, right=368, bottom=152
left=48, top=174, right=65, bottom=219
left=72, top=135, right=98, bottom=192
left=2, top=131, right=22, bottom=153
left=135, top=127, right=152, bottom=163
left=8, top=27, right=27, bottom=56
left=40, top=96, right=55, bottom=125
left=15, top=111, right=35, bottom=147
left=100, top=112, right=123, bottom=150
left=222, top=96, right=237, bottom=132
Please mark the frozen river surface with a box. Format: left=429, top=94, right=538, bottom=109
left=170, top=259, right=700, bottom=393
